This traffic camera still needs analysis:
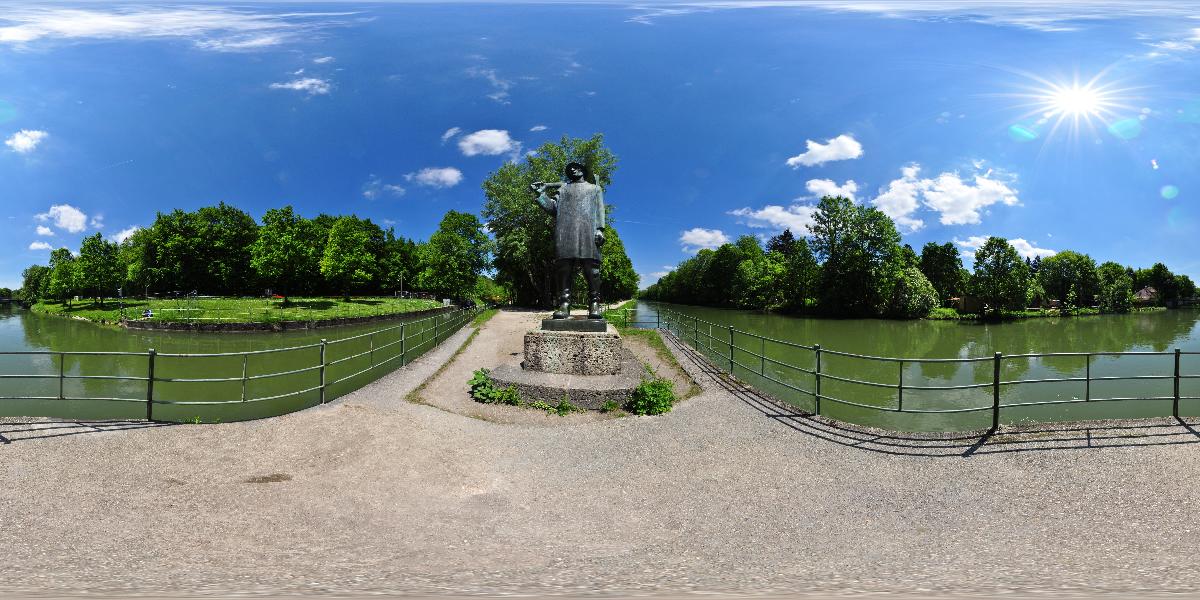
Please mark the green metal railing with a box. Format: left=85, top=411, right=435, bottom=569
left=0, top=306, right=479, bottom=423
left=622, top=307, right=1200, bottom=430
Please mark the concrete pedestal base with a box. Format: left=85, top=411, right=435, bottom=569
left=523, top=325, right=623, bottom=376
left=490, top=348, right=647, bottom=410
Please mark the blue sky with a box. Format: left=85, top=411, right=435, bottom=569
left=4, top=1, right=1200, bottom=290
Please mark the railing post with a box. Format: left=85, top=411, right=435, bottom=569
left=760, top=336, right=766, bottom=376
left=146, top=349, right=156, bottom=421
left=897, top=360, right=904, bottom=412
left=814, top=344, right=822, bottom=416
left=656, top=311, right=661, bottom=330
left=399, top=324, right=407, bottom=366
left=240, top=354, right=248, bottom=402
left=433, top=315, right=440, bottom=345
left=58, top=352, right=65, bottom=401
left=319, top=339, right=328, bottom=404
left=708, top=324, right=713, bottom=353
left=1085, top=353, right=1090, bottom=401
left=992, top=352, right=1002, bottom=431
left=727, top=325, right=735, bottom=375
left=1174, top=348, right=1181, bottom=418
left=369, top=332, right=375, bottom=367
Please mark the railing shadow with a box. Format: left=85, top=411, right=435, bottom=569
left=0, top=419, right=177, bottom=445
left=663, top=331, right=1200, bottom=458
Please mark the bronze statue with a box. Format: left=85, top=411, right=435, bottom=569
left=530, top=162, right=605, bottom=319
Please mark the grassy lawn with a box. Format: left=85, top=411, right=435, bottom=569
left=33, top=296, right=443, bottom=324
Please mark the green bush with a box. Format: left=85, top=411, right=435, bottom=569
left=468, top=368, right=521, bottom=406
left=625, top=377, right=676, bottom=415
left=887, top=267, right=939, bottom=319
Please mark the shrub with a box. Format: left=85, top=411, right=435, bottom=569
left=468, top=368, right=521, bottom=406
left=626, top=377, right=676, bottom=415
left=887, top=267, right=939, bottom=319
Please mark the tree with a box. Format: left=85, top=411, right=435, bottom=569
left=118, top=227, right=163, bottom=297
left=320, top=216, right=376, bottom=300
left=1098, top=271, right=1135, bottom=314
left=417, top=210, right=491, bottom=300
left=1175, top=274, right=1196, bottom=301
left=47, top=247, right=79, bottom=304
left=597, top=225, right=639, bottom=301
left=76, top=233, right=120, bottom=304
left=778, top=237, right=819, bottom=312
left=1038, top=250, right=1099, bottom=310
left=482, top=133, right=618, bottom=307
left=251, top=206, right=322, bottom=303
left=969, top=237, right=1029, bottom=317
left=20, top=265, right=50, bottom=302
left=900, top=244, right=919, bottom=269
left=766, top=229, right=797, bottom=257
left=887, top=267, right=939, bottom=318
left=809, top=195, right=903, bottom=316
left=919, top=242, right=965, bottom=306
left=380, top=230, right=421, bottom=296
left=195, top=202, right=258, bottom=294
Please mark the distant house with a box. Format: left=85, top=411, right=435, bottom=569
left=1135, top=286, right=1158, bottom=305
left=952, top=295, right=983, bottom=315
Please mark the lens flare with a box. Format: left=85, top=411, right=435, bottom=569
left=0, top=100, right=15, bottom=124
left=1162, top=185, right=1180, bottom=200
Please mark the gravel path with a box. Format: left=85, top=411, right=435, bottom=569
left=4, top=315, right=1200, bottom=597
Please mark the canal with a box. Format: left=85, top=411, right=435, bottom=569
left=0, top=305, right=469, bottom=423
left=630, top=301, right=1200, bottom=431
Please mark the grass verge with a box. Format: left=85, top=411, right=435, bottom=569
left=33, top=297, right=442, bottom=325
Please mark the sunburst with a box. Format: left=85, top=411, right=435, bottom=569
left=1001, top=68, right=1141, bottom=144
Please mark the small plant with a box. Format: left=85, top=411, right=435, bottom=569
left=625, top=377, right=676, bottom=415
left=469, top=368, right=521, bottom=406
left=599, top=399, right=620, bottom=413
left=554, top=395, right=580, bottom=416
left=527, top=400, right=555, bottom=412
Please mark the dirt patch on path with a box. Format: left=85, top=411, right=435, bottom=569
left=412, top=309, right=696, bottom=423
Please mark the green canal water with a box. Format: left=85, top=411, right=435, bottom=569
left=631, top=301, right=1200, bottom=431
left=0, top=305, right=465, bottom=423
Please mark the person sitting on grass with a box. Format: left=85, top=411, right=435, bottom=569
left=142, top=308, right=153, bottom=319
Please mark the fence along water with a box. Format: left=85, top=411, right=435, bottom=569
left=624, top=306, right=1200, bottom=432
left=0, top=306, right=479, bottom=423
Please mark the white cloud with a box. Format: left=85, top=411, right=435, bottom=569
left=440, top=127, right=462, bottom=144
left=362, top=175, right=406, bottom=199
left=1010, top=238, right=1057, bottom=259
left=5, top=129, right=48, bottom=154
left=786, top=134, right=863, bottom=168
left=458, top=129, right=519, bottom=157
left=805, top=178, right=858, bottom=201
left=312, top=56, right=335, bottom=64
left=870, top=165, right=925, bottom=232
left=679, top=228, right=730, bottom=252
left=729, top=204, right=818, bottom=234
left=28, top=241, right=52, bottom=251
left=35, top=226, right=53, bottom=236
left=408, top=167, right=463, bottom=189
left=110, top=226, right=140, bottom=243
left=269, top=77, right=330, bottom=95
left=529, top=125, right=548, bottom=132
left=0, top=7, right=353, bottom=51
left=466, top=66, right=513, bottom=104
left=89, top=214, right=105, bottom=230
left=35, top=204, right=87, bottom=233
left=954, top=235, right=1055, bottom=266
left=920, top=168, right=1019, bottom=225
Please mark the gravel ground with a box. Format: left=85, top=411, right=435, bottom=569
left=3, top=313, right=1200, bottom=598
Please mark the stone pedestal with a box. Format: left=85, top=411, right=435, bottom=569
left=487, top=318, right=647, bottom=410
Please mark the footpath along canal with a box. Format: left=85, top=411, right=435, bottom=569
left=0, top=304, right=474, bottom=423
left=629, top=301, right=1200, bottom=432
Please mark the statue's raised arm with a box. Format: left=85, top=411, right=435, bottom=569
left=529, top=181, right=563, bottom=215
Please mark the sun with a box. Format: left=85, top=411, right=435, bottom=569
left=1048, top=83, right=1106, bottom=118
left=1000, top=68, right=1140, bottom=144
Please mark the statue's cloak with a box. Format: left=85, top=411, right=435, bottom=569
left=537, top=181, right=605, bottom=261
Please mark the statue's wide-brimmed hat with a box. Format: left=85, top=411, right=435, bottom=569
left=564, top=161, right=592, bottom=182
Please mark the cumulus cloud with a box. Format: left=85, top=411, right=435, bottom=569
left=729, top=204, right=819, bottom=234
left=529, top=124, right=548, bottom=132
left=110, top=226, right=140, bottom=244
left=805, top=178, right=858, bottom=201
left=408, top=167, right=463, bottom=189
left=269, top=77, right=331, bottom=95
left=0, top=7, right=353, bottom=51
left=35, top=204, right=88, bottom=233
left=312, top=55, right=335, bottom=64
left=786, top=134, right=863, bottom=168
left=458, top=129, right=519, bottom=157
left=35, top=225, right=53, bottom=236
left=867, top=162, right=1020, bottom=232
left=28, top=241, right=52, bottom=251
left=362, top=175, right=406, bottom=199
left=89, top=215, right=105, bottom=230
left=870, top=165, right=925, bottom=232
left=5, top=129, right=48, bottom=154
left=679, top=228, right=730, bottom=253
left=954, top=235, right=1055, bottom=266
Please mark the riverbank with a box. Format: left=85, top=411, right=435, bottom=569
left=31, top=296, right=443, bottom=328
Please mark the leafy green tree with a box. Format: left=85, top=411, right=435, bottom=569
left=597, top=225, right=639, bottom=301
left=118, top=227, right=164, bottom=297
left=887, top=267, right=939, bottom=318
left=380, top=230, right=422, bottom=295
left=481, top=133, right=618, bottom=307
left=20, top=265, right=50, bottom=302
left=777, top=237, right=819, bottom=312
left=969, top=236, right=1029, bottom=317
left=1175, top=274, right=1196, bottom=300
left=417, top=210, right=491, bottom=300
left=809, top=195, right=903, bottom=316
left=1145, top=262, right=1178, bottom=305
left=919, top=242, right=965, bottom=306
left=251, top=206, right=322, bottom=303
left=320, top=216, right=376, bottom=300
left=900, top=244, right=919, bottom=269
left=766, top=229, right=798, bottom=256
left=47, top=247, right=79, bottom=304
left=76, top=233, right=121, bottom=304
left=0, top=287, right=11, bottom=299
left=1098, top=272, right=1135, bottom=313
left=195, top=202, right=258, bottom=294
left=1038, top=250, right=1099, bottom=310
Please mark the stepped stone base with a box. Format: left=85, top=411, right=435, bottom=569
left=490, top=348, right=647, bottom=409
left=523, top=325, right=622, bottom=376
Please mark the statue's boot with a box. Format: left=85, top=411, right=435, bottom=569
left=553, top=300, right=571, bottom=319
left=552, top=259, right=573, bottom=319
left=588, top=300, right=602, bottom=319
